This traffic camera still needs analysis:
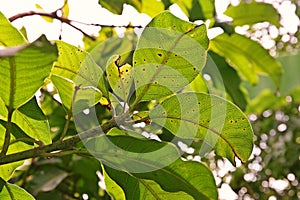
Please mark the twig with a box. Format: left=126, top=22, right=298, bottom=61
left=8, top=11, right=144, bottom=41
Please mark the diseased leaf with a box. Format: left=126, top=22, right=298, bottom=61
left=133, top=11, right=208, bottom=102
left=0, top=177, right=35, bottom=200
left=224, top=2, right=280, bottom=27
left=104, top=158, right=217, bottom=200
left=210, top=33, right=282, bottom=87
left=106, top=55, right=133, bottom=102
left=149, top=92, right=254, bottom=164
left=0, top=36, right=57, bottom=108
left=0, top=12, right=27, bottom=46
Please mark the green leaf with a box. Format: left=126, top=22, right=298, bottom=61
left=0, top=121, right=33, bottom=180
left=52, top=41, right=107, bottom=98
left=277, top=53, right=300, bottom=95
left=26, top=165, right=68, bottom=195
left=89, top=31, right=137, bottom=72
left=245, top=90, right=286, bottom=114
left=149, top=92, right=254, bottom=164
left=0, top=36, right=57, bottom=108
left=210, top=33, right=282, bottom=87
left=51, top=75, right=74, bottom=110
left=0, top=12, right=27, bottom=46
left=0, top=177, right=35, bottom=200
left=171, top=0, right=215, bottom=21
left=12, top=98, right=52, bottom=145
left=104, top=158, right=217, bottom=200
left=85, top=135, right=180, bottom=173
left=206, top=51, right=247, bottom=110
left=133, top=11, right=208, bottom=102
left=98, top=0, right=142, bottom=14
left=62, top=1, right=69, bottom=18
left=102, top=165, right=126, bottom=200
left=224, top=2, right=280, bottom=27
left=141, top=0, right=165, bottom=17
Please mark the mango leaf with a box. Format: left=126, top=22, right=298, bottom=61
left=224, top=2, right=280, bottom=27
left=0, top=120, right=33, bottom=180
left=51, top=42, right=104, bottom=114
left=106, top=55, right=133, bottom=102
left=12, top=98, right=51, bottom=145
left=52, top=41, right=107, bottom=98
left=0, top=12, right=27, bottom=46
left=171, top=0, right=215, bottom=21
left=149, top=92, right=254, bottom=164
left=0, top=177, right=35, bottom=200
left=0, top=36, right=57, bottom=109
left=98, top=0, right=142, bottom=14
left=104, top=158, right=217, bottom=200
left=141, top=0, right=165, bottom=17
left=133, top=11, right=208, bottom=102
left=210, top=33, right=282, bottom=87
left=206, top=51, right=247, bottom=110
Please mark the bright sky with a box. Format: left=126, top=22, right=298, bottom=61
left=0, top=0, right=298, bottom=199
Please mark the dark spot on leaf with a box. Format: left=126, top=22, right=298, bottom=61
left=229, top=119, right=234, bottom=123
left=243, top=128, right=246, bottom=131
left=193, top=67, right=196, bottom=71
left=134, top=61, right=137, bottom=64
left=174, top=54, right=178, bottom=57
left=158, top=53, right=162, bottom=57
left=143, top=58, right=146, bottom=62
left=142, top=68, right=146, bottom=71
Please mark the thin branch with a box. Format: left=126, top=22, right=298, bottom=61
left=0, top=118, right=117, bottom=165
left=8, top=11, right=144, bottom=41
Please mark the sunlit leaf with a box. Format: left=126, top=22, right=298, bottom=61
left=12, top=98, right=52, bottom=145
left=0, top=177, right=35, bottom=200
left=150, top=92, right=254, bottom=164
left=98, top=0, right=142, bottom=14
left=224, top=2, right=280, bottom=27
left=141, top=0, right=164, bottom=17
left=133, top=11, right=208, bottom=102
left=0, top=120, right=33, bottom=180
left=0, top=36, right=57, bottom=108
left=171, top=0, right=215, bottom=21
left=0, top=12, right=27, bottom=46
left=210, top=33, right=282, bottom=87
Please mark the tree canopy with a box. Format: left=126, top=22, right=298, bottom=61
left=0, top=0, right=299, bottom=199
